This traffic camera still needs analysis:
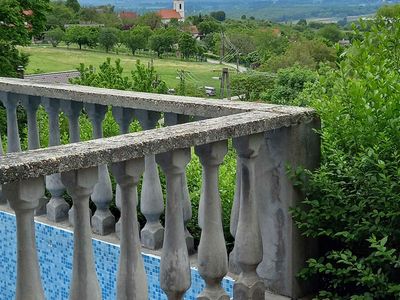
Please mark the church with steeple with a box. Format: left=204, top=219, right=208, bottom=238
left=157, top=0, right=185, bottom=24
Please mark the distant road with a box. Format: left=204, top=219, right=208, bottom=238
left=207, top=58, right=248, bottom=73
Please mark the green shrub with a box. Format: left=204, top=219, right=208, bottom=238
left=291, top=18, right=400, bottom=298
left=231, top=71, right=275, bottom=101
left=260, top=65, right=317, bottom=105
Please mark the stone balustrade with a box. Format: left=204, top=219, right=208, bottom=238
left=0, top=78, right=320, bottom=300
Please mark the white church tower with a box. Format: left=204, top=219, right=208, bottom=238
left=173, top=0, right=185, bottom=20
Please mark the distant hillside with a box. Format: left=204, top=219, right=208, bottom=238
left=78, top=0, right=399, bottom=21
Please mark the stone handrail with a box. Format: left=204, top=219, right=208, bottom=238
left=0, top=78, right=320, bottom=300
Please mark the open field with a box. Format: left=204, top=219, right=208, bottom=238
left=21, top=46, right=234, bottom=90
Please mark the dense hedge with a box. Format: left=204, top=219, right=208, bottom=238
left=289, top=18, right=400, bottom=298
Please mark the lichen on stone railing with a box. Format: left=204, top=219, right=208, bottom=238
left=0, top=77, right=320, bottom=300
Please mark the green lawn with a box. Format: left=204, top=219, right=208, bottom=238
left=21, top=46, right=232, bottom=90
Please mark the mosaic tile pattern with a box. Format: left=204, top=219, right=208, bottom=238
left=0, top=211, right=234, bottom=300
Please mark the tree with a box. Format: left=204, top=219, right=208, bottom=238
left=123, top=26, right=152, bottom=55
left=265, top=39, right=336, bottom=72
left=0, top=0, right=50, bottom=76
left=149, top=29, right=174, bottom=57
left=46, top=2, right=75, bottom=28
left=179, top=33, right=196, bottom=59
left=45, top=27, right=65, bottom=47
left=137, top=12, right=162, bottom=30
left=64, top=26, right=98, bottom=50
left=98, top=27, right=119, bottom=53
left=66, top=0, right=80, bottom=13
left=210, top=11, right=226, bottom=22
left=292, top=18, right=400, bottom=298
left=377, top=4, right=400, bottom=18
left=198, top=20, right=220, bottom=35
left=318, top=24, right=343, bottom=44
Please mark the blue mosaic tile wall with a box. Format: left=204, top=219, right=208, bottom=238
left=0, top=211, right=234, bottom=300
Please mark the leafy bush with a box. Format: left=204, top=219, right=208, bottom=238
left=231, top=72, right=274, bottom=101
left=291, top=18, right=400, bottom=298
left=260, top=65, right=317, bottom=105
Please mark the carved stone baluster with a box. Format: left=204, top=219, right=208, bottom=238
left=112, top=107, right=135, bottom=238
left=61, top=100, right=84, bottom=226
left=156, top=149, right=191, bottom=300
left=21, top=96, right=47, bottom=215
left=135, top=109, right=164, bottom=250
left=232, top=134, right=265, bottom=300
left=43, top=98, right=69, bottom=222
left=0, top=134, right=4, bottom=205
left=4, top=177, right=46, bottom=300
left=112, top=158, right=148, bottom=300
left=21, top=96, right=41, bottom=150
left=61, top=167, right=102, bottom=300
left=229, top=162, right=242, bottom=275
left=0, top=92, right=21, bottom=153
left=195, top=141, right=230, bottom=300
left=164, top=113, right=194, bottom=253
left=1, top=93, right=34, bottom=209
left=86, top=103, right=115, bottom=235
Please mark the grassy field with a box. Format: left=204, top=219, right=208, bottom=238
left=21, top=46, right=232, bottom=90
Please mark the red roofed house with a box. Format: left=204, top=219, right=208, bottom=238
left=157, top=0, right=185, bottom=24
left=119, top=11, right=138, bottom=21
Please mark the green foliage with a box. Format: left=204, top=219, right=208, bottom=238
left=265, top=39, right=336, bottom=72
left=122, top=26, right=152, bottom=55
left=260, top=66, right=317, bottom=105
left=377, top=4, right=400, bottom=18
left=318, top=24, right=344, bottom=44
left=65, top=0, right=80, bottom=13
left=179, top=33, right=197, bottom=59
left=136, top=12, right=162, bottom=30
left=149, top=28, right=175, bottom=57
left=231, top=72, right=274, bottom=101
left=291, top=18, right=400, bottom=298
left=64, top=25, right=99, bottom=50
left=0, top=0, right=49, bottom=77
left=198, top=20, right=221, bottom=35
left=0, top=42, right=29, bottom=77
left=210, top=11, right=226, bottom=22
left=71, top=58, right=168, bottom=94
left=45, top=27, right=65, bottom=47
left=46, top=1, right=75, bottom=28
left=98, top=27, right=119, bottom=53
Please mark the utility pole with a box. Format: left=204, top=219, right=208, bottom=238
left=220, top=68, right=230, bottom=100
left=236, top=52, right=241, bottom=73
left=220, top=31, right=225, bottom=65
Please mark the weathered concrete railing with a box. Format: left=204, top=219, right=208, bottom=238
left=0, top=78, right=320, bottom=299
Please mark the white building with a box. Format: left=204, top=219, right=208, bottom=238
left=157, top=0, right=185, bottom=24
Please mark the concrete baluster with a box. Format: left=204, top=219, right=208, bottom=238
left=61, top=167, right=102, bottom=300
left=135, top=109, right=164, bottom=250
left=112, top=158, right=148, bottom=300
left=156, top=149, right=192, bottom=300
left=21, top=96, right=47, bottom=215
left=61, top=100, right=84, bottom=226
left=21, top=96, right=41, bottom=150
left=42, top=98, right=69, bottom=222
left=0, top=134, right=4, bottom=204
left=0, top=92, right=21, bottom=153
left=232, top=134, right=265, bottom=300
left=229, top=161, right=242, bottom=275
left=195, top=141, right=230, bottom=300
left=86, top=103, right=115, bottom=235
left=164, top=113, right=194, bottom=253
left=112, top=107, right=135, bottom=238
left=4, top=177, right=46, bottom=300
